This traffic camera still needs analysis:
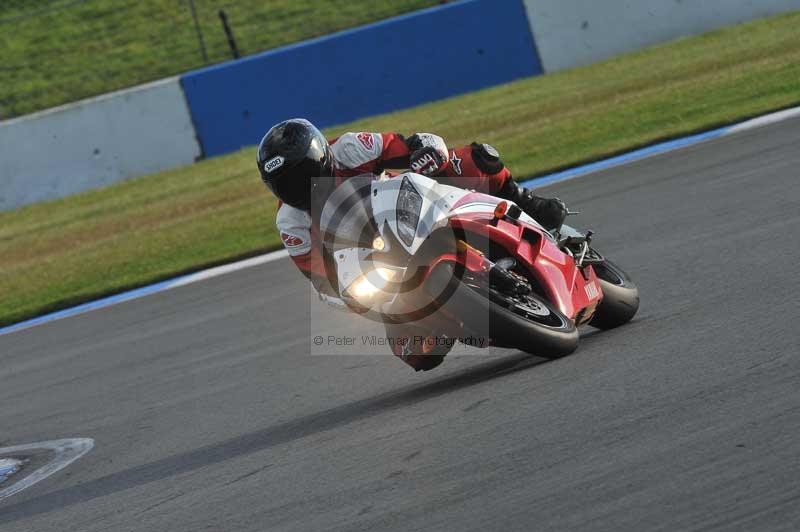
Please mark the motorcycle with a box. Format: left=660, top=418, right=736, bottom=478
left=318, top=172, right=639, bottom=359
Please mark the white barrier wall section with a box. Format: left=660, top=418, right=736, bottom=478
left=524, top=0, right=800, bottom=72
left=0, top=77, right=201, bottom=212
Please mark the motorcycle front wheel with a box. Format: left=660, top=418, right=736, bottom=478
left=424, top=262, right=579, bottom=359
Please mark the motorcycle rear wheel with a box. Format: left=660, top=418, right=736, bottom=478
left=589, top=259, right=640, bottom=330
left=424, top=262, right=579, bottom=359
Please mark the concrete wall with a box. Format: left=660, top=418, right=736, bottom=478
left=0, top=78, right=201, bottom=211
left=181, top=0, right=542, bottom=157
left=524, top=0, right=800, bottom=72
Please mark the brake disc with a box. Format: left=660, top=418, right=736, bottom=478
left=513, top=297, right=550, bottom=317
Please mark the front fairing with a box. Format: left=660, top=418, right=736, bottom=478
left=318, top=172, right=470, bottom=312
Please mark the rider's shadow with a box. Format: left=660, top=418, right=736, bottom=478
left=3, top=329, right=635, bottom=527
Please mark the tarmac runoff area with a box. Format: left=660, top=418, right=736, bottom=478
left=1, top=112, right=799, bottom=530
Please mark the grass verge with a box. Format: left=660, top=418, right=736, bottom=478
left=1, top=11, right=799, bottom=328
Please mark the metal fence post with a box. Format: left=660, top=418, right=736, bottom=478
left=218, top=9, right=240, bottom=59
left=187, top=0, right=208, bottom=63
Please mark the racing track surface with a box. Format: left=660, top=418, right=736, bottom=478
left=2, top=117, right=800, bottom=531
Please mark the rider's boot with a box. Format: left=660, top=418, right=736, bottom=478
left=384, top=323, right=453, bottom=371
left=498, top=179, right=568, bottom=230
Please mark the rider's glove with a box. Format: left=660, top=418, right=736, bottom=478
left=499, top=178, right=568, bottom=230
left=407, top=133, right=449, bottom=176
left=410, top=146, right=448, bottom=176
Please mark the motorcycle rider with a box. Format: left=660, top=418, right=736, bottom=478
left=257, top=118, right=567, bottom=371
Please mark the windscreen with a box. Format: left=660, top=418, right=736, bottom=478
left=319, top=174, right=379, bottom=254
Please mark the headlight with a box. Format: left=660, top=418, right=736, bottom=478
left=347, top=267, right=398, bottom=303
left=396, top=176, right=423, bottom=246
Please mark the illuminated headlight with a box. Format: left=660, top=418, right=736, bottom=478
left=396, top=176, right=423, bottom=246
left=372, top=235, right=386, bottom=251
left=348, top=267, right=398, bottom=303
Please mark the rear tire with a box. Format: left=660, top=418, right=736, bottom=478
left=425, top=263, right=579, bottom=359
left=589, top=259, right=639, bottom=330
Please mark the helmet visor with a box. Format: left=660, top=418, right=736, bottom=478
left=268, top=153, right=333, bottom=210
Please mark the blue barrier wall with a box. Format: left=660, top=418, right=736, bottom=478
left=180, top=0, right=542, bottom=157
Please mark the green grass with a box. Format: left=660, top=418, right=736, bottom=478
left=1, top=11, right=799, bottom=328
left=0, top=0, right=437, bottom=118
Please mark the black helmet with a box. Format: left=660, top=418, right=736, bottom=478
left=257, top=119, right=334, bottom=210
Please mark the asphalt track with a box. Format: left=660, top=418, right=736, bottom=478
left=2, top=117, right=800, bottom=531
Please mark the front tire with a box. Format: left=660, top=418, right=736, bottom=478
left=425, top=263, right=579, bottom=359
left=589, top=259, right=639, bottom=330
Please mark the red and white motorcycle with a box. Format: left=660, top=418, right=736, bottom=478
left=319, top=172, right=639, bottom=359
